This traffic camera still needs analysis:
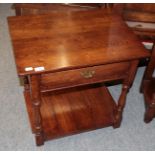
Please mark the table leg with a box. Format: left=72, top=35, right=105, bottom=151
left=144, top=94, right=155, bottom=123
left=144, top=106, right=155, bottom=123
left=140, top=43, right=155, bottom=93
left=30, top=75, right=44, bottom=146
left=23, top=76, right=30, bottom=92
left=113, top=60, right=139, bottom=128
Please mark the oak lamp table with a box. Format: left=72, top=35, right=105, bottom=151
left=8, top=10, right=149, bottom=146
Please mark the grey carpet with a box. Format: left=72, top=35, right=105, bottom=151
left=0, top=4, right=155, bottom=151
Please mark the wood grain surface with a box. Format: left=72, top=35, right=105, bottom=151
left=8, top=10, right=149, bottom=76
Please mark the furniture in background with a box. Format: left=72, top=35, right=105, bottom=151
left=8, top=10, right=149, bottom=146
left=114, top=4, right=155, bottom=43
left=141, top=45, right=155, bottom=123
left=114, top=4, right=155, bottom=66
left=12, top=3, right=104, bottom=15
left=13, top=3, right=155, bottom=47
left=119, top=5, right=155, bottom=120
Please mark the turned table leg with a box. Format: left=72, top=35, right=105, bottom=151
left=113, top=60, right=139, bottom=128
left=30, top=75, right=44, bottom=146
left=113, top=85, right=129, bottom=128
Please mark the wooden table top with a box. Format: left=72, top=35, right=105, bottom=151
left=8, top=10, right=149, bottom=76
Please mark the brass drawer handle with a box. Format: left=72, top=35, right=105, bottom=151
left=135, top=24, right=142, bottom=28
left=80, top=70, right=95, bottom=79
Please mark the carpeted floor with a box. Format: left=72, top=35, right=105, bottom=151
left=0, top=4, right=155, bottom=151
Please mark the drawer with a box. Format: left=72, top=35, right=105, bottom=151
left=41, top=62, right=130, bottom=92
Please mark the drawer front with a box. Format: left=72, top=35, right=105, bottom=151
left=41, top=62, right=130, bottom=91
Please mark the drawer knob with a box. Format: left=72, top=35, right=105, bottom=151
left=80, top=70, right=95, bottom=79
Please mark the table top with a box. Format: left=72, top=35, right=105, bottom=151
left=8, top=10, right=149, bottom=76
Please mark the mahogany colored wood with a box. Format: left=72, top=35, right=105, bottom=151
left=123, top=4, right=155, bottom=23
left=8, top=10, right=148, bottom=76
left=25, top=84, right=117, bottom=141
left=114, top=4, right=155, bottom=21
left=141, top=45, right=155, bottom=123
left=29, top=75, right=44, bottom=146
left=124, top=4, right=155, bottom=13
left=114, top=60, right=139, bottom=128
left=8, top=10, right=150, bottom=146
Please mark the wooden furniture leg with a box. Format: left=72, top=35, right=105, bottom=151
left=143, top=80, right=155, bottom=123
left=30, top=75, right=44, bottom=146
left=12, top=5, right=22, bottom=16
left=144, top=104, right=155, bottom=123
left=23, top=76, right=30, bottom=92
left=140, top=45, right=155, bottom=123
left=140, top=43, right=155, bottom=93
left=114, top=60, right=139, bottom=128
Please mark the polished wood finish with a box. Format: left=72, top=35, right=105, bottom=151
left=8, top=10, right=149, bottom=146
left=114, top=4, right=155, bottom=21
left=123, top=4, right=155, bottom=22
left=25, top=84, right=116, bottom=141
left=29, top=75, right=44, bottom=145
left=124, top=4, right=155, bottom=13
left=8, top=10, right=148, bottom=76
left=141, top=45, right=155, bottom=123
left=124, top=11, right=155, bottom=23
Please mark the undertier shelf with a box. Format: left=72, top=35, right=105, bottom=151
left=24, top=84, right=116, bottom=141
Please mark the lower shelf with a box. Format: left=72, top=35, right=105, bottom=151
left=24, top=84, right=116, bottom=141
